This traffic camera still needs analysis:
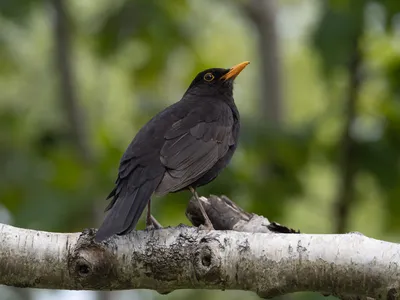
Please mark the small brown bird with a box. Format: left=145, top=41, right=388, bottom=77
left=95, top=61, right=249, bottom=241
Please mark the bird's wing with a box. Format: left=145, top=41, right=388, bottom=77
left=155, top=105, right=235, bottom=195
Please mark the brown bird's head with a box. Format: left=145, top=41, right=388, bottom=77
left=185, top=61, right=250, bottom=97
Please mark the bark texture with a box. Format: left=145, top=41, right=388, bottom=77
left=0, top=196, right=399, bottom=300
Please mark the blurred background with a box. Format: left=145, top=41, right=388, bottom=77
left=0, top=0, right=399, bottom=299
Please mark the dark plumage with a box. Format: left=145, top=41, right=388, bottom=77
left=95, top=61, right=249, bottom=242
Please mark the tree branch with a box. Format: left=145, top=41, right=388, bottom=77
left=0, top=196, right=399, bottom=299
left=186, top=194, right=299, bottom=234
left=334, top=40, right=363, bottom=233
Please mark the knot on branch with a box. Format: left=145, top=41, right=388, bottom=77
left=193, top=237, right=223, bottom=284
left=68, top=228, right=117, bottom=288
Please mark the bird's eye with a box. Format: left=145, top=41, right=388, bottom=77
left=203, top=73, right=214, bottom=82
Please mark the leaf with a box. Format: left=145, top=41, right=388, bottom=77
left=312, top=0, right=365, bottom=74
left=90, top=0, right=191, bottom=83
left=0, top=0, right=43, bottom=24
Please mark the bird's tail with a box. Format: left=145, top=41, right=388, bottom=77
left=95, top=177, right=160, bottom=242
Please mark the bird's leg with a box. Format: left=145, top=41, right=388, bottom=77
left=189, top=186, right=214, bottom=230
left=146, top=199, right=162, bottom=230
left=146, top=199, right=153, bottom=229
left=150, top=215, right=163, bottom=229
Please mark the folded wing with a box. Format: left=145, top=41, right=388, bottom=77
left=155, top=107, right=234, bottom=195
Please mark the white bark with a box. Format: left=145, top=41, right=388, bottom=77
left=0, top=196, right=399, bottom=299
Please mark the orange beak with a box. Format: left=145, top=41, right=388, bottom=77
left=221, top=61, right=250, bottom=81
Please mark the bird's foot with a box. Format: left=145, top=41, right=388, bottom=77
left=146, top=224, right=155, bottom=231
left=198, top=220, right=214, bottom=231
left=200, top=211, right=214, bottom=231
left=189, top=186, right=214, bottom=231
left=146, top=215, right=163, bottom=230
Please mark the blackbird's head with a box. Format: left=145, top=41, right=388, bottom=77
left=185, top=61, right=250, bottom=97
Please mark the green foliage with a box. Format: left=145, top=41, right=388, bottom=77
left=90, top=0, right=191, bottom=84
left=310, top=0, right=400, bottom=232
left=0, top=0, right=42, bottom=23
left=379, top=0, right=400, bottom=29
left=1, top=0, right=400, bottom=299
left=312, top=0, right=364, bottom=74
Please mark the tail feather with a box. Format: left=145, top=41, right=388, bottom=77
left=104, top=186, right=117, bottom=212
left=95, top=176, right=161, bottom=242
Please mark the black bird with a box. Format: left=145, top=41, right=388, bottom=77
left=95, top=61, right=250, bottom=242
